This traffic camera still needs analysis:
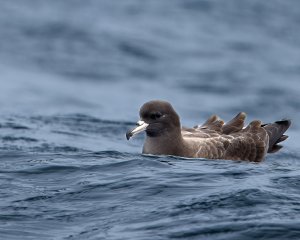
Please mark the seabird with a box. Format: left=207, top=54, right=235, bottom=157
left=126, top=100, right=291, bottom=162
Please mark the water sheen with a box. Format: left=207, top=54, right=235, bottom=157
left=1, top=0, right=300, bottom=239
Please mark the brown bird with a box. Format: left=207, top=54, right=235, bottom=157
left=126, top=100, right=291, bottom=162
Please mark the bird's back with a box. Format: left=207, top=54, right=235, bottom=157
left=181, top=113, right=290, bottom=162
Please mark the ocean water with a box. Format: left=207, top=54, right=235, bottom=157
left=1, top=0, right=300, bottom=239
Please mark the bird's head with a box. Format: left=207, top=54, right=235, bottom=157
left=126, top=100, right=180, bottom=140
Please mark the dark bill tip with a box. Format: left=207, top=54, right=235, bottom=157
left=126, top=130, right=133, bottom=140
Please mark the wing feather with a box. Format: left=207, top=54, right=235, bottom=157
left=222, top=112, right=246, bottom=134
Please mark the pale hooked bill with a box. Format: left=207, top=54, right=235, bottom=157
left=126, top=121, right=149, bottom=140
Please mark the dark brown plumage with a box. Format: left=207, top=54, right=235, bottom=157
left=126, top=100, right=291, bottom=162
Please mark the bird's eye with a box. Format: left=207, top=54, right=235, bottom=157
left=150, top=112, right=162, bottom=120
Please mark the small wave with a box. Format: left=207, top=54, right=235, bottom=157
left=2, top=165, right=80, bottom=175
left=0, top=122, right=30, bottom=130
left=173, top=188, right=269, bottom=214
left=168, top=221, right=300, bottom=239
left=1, top=136, right=38, bottom=142
left=118, top=40, right=158, bottom=62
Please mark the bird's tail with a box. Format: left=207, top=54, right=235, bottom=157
left=262, top=120, right=291, bottom=153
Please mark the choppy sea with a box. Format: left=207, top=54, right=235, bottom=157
left=0, top=0, right=300, bottom=239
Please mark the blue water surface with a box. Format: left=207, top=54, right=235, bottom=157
left=0, top=0, right=300, bottom=239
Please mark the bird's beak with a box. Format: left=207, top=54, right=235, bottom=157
left=126, top=120, right=149, bottom=140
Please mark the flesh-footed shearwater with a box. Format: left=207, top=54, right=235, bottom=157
left=126, top=100, right=291, bottom=162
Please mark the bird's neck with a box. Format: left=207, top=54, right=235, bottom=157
left=143, top=127, right=184, bottom=156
